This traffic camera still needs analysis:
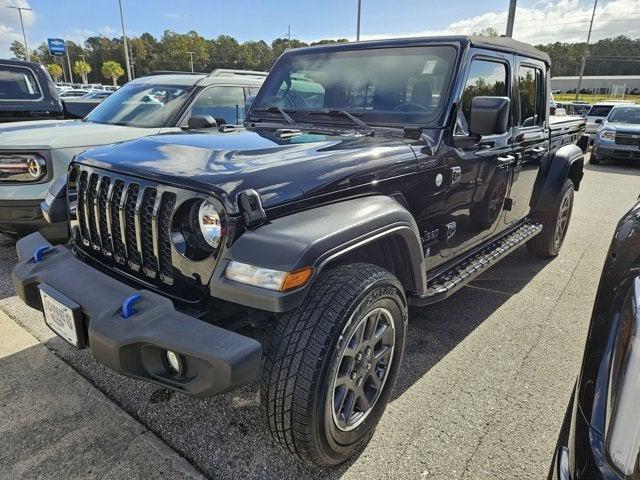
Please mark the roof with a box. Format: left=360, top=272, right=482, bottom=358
left=130, top=69, right=266, bottom=88
left=552, top=75, right=640, bottom=81
left=0, top=58, right=45, bottom=70
left=283, top=35, right=550, bottom=64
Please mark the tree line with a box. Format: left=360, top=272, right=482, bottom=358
left=8, top=30, right=640, bottom=85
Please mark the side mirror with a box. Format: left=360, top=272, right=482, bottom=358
left=245, top=95, right=256, bottom=115
left=187, top=115, right=217, bottom=129
left=595, top=118, right=603, bottom=124
left=469, top=96, right=510, bottom=136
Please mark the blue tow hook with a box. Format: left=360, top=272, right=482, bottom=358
left=121, top=294, right=142, bottom=319
left=33, top=245, right=51, bottom=263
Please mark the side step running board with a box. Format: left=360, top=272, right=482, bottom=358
left=409, top=222, right=543, bottom=306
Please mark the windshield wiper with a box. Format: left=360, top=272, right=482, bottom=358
left=309, top=109, right=374, bottom=135
left=252, top=106, right=295, bottom=125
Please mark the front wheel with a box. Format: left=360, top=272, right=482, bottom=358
left=261, top=263, right=407, bottom=466
left=527, top=179, right=575, bottom=258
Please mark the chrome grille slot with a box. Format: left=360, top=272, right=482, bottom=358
left=77, top=170, right=89, bottom=246
left=158, top=192, right=176, bottom=284
left=97, top=177, right=111, bottom=255
left=110, top=180, right=126, bottom=263
left=123, top=183, right=142, bottom=271
left=140, top=187, right=158, bottom=277
left=86, top=173, right=100, bottom=250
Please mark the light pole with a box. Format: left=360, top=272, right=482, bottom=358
left=187, top=51, right=195, bottom=72
left=7, top=5, right=32, bottom=62
left=505, top=0, right=517, bottom=38
left=66, top=42, right=74, bottom=83
left=118, top=0, right=132, bottom=82
left=575, top=0, right=598, bottom=100
left=356, top=0, right=362, bottom=41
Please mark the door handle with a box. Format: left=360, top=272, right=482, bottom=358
left=496, top=155, right=516, bottom=168
left=530, top=146, right=546, bottom=155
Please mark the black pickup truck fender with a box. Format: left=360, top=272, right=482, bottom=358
left=210, top=195, right=427, bottom=312
left=531, top=144, right=584, bottom=212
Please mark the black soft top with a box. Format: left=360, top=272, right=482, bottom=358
left=287, top=35, right=551, bottom=66
left=0, top=58, right=45, bottom=70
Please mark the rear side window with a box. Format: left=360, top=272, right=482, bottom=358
left=0, top=65, right=41, bottom=100
left=589, top=105, right=613, bottom=117
left=518, top=65, right=544, bottom=127
left=458, top=59, right=508, bottom=134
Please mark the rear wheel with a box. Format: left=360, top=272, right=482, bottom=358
left=588, top=151, right=600, bottom=164
left=527, top=179, right=574, bottom=258
left=261, top=263, right=407, bottom=466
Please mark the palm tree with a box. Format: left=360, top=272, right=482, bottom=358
left=73, top=60, right=91, bottom=84
left=101, top=61, right=125, bottom=86
left=46, top=63, right=63, bottom=82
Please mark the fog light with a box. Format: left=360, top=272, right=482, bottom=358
left=165, top=350, right=182, bottom=375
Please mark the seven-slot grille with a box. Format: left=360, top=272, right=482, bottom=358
left=74, top=167, right=177, bottom=285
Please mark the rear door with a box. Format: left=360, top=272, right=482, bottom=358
left=506, top=57, right=548, bottom=224
left=440, top=51, right=515, bottom=258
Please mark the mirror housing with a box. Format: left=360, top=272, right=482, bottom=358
left=469, top=96, right=510, bottom=136
left=187, top=115, right=217, bottom=129
left=595, top=118, right=604, bottom=124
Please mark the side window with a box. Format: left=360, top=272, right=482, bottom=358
left=518, top=65, right=543, bottom=127
left=248, top=86, right=261, bottom=96
left=0, top=65, right=41, bottom=100
left=458, top=59, right=508, bottom=134
left=188, top=86, right=246, bottom=125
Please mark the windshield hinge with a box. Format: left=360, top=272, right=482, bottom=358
left=403, top=126, right=423, bottom=140
left=238, top=189, right=266, bottom=229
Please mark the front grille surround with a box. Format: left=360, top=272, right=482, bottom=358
left=69, top=164, right=223, bottom=300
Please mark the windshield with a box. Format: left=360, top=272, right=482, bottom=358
left=250, top=45, right=457, bottom=126
left=84, top=83, right=192, bottom=127
left=608, top=107, right=640, bottom=124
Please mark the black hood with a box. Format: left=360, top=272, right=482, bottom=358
left=75, top=128, right=419, bottom=214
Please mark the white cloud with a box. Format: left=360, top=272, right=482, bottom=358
left=319, top=0, right=640, bottom=45
left=0, top=0, right=36, bottom=59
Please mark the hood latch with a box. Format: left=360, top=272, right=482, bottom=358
left=238, top=189, right=266, bottom=229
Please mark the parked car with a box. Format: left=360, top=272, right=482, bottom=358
left=556, top=102, right=592, bottom=117
left=0, top=59, right=64, bottom=122
left=0, top=69, right=265, bottom=240
left=13, top=35, right=585, bottom=466
left=58, top=89, right=90, bottom=98
left=590, top=104, right=640, bottom=164
left=582, top=100, right=635, bottom=146
left=549, top=198, right=640, bottom=480
left=81, top=90, right=112, bottom=99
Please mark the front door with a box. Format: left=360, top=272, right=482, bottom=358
left=440, top=53, right=514, bottom=258
left=506, top=58, right=548, bottom=223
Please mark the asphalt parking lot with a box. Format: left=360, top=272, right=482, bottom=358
left=1, top=154, right=639, bottom=480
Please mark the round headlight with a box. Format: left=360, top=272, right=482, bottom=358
left=198, top=201, right=223, bottom=249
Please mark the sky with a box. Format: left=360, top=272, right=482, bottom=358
left=1, top=0, right=640, bottom=59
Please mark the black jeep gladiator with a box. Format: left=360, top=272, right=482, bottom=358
left=13, top=36, right=585, bottom=466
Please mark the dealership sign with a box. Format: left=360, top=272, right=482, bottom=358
left=47, top=38, right=66, bottom=56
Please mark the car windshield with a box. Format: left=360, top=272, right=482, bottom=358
left=250, top=45, right=457, bottom=126
left=84, top=82, right=192, bottom=128
left=608, top=107, right=640, bottom=124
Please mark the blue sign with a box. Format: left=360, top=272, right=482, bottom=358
left=47, top=38, right=66, bottom=56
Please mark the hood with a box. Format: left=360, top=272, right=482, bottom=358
left=77, top=128, right=418, bottom=213
left=602, top=122, right=640, bottom=134
left=0, top=119, right=156, bottom=150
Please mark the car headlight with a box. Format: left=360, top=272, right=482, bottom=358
left=198, top=201, right=223, bottom=249
left=600, top=130, right=616, bottom=141
left=0, top=153, right=47, bottom=182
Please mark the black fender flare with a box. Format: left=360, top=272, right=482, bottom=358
left=531, top=144, right=584, bottom=212
left=210, top=195, right=426, bottom=312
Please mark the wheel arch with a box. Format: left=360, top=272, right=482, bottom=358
left=210, top=195, right=427, bottom=312
left=531, top=143, right=584, bottom=212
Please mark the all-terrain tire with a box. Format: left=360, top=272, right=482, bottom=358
left=526, top=179, right=574, bottom=258
left=261, top=263, right=407, bottom=466
left=588, top=152, right=600, bottom=164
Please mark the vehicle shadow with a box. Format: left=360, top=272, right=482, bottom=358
left=0, top=235, right=17, bottom=300
left=3, top=245, right=551, bottom=480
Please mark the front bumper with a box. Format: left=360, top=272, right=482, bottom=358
left=0, top=198, right=68, bottom=241
left=593, top=141, right=640, bottom=161
left=12, top=232, right=262, bottom=397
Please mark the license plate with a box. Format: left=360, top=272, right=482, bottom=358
left=39, top=284, right=85, bottom=348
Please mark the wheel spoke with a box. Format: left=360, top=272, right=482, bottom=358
left=356, top=388, right=371, bottom=411
left=373, top=344, right=392, bottom=362
left=341, top=390, right=356, bottom=424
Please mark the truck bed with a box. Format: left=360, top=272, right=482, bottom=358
left=549, top=114, right=586, bottom=149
